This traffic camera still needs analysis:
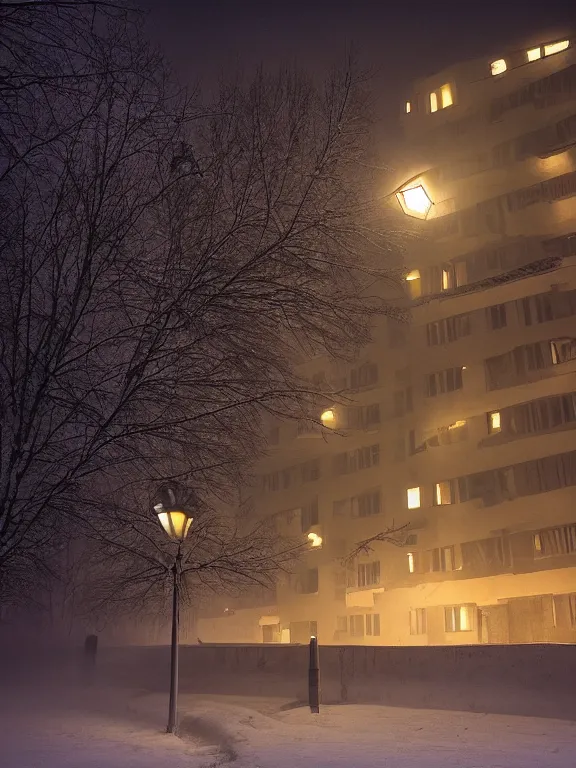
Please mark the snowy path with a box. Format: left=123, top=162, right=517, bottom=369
left=0, top=687, right=217, bottom=768
left=3, top=686, right=576, bottom=768
left=167, top=694, right=576, bottom=768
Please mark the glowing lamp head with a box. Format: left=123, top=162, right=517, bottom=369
left=396, top=184, right=433, bottom=219
left=154, top=504, right=193, bottom=541
left=307, top=532, right=323, bottom=548
left=320, top=408, right=335, bottom=425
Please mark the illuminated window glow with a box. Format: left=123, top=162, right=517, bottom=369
left=405, top=101, right=411, bottom=113
left=434, top=481, right=454, bottom=506
left=527, top=47, right=542, bottom=62
left=489, top=411, right=501, bottom=433
left=440, top=83, right=453, bottom=108
left=396, top=184, right=433, bottom=219
left=405, top=269, right=421, bottom=282
left=460, top=605, right=471, bottom=631
left=490, top=59, right=507, bottom=75
left=544, top=40, right=569, bottom=56
left=442, top=268, right=451, bottom=291
left=407, top=552, right=415, bottom=573
left=445, top=604, right=475, bottom=632
left=407, top=487, right=421, bottom=509
left=429, top=84, right=454, bottom=113
left=448, top=419, right=467, bottom=430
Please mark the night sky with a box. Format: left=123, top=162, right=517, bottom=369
left=142, top=0, right=574, bottom=149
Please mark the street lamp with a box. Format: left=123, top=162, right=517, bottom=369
left=154, top=486, right=194, bottom=735
left=395, top=183, right=433, bottom=219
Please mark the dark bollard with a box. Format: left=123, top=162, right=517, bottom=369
left=308, top=635, right=320, bottom=714
left=83, top=634, right=98, bottom=686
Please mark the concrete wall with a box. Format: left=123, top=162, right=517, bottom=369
left=89, top=642, right=576, bottom=721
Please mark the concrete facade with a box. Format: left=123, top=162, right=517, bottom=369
left=197, top=31, right=576, bottom=647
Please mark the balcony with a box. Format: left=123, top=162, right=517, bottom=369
left=345, top=585, right=384, bottom=609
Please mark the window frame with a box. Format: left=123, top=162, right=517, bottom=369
left=409, top=607, right=427, bottom=635
left=349, top=614, right=365, bottom=637
left=357, top=560, right=381, bottom=587
left=444, top=604, right=476, bottom=632
left=428, top=82, right=454, bottom=113
left=434, top=480, right=456, bottom=506
left=407, top=486, right=421, bottom=509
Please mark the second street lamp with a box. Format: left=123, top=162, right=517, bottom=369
left=154, top=486, right=194, bottom=735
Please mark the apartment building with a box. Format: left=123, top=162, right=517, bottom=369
left=197, top=29, right=576, bottom=647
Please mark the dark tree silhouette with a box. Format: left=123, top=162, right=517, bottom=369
left=0, top=2, right=399, bottom=624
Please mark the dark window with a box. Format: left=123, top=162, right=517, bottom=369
left=358, top=561, right=380, bottom=587
left=535, top=525, right=576, bottom=558
left=426, top=367, right=463, bottom=397
left=350, top=363, right=378, bottom=389
left=298, top=568, right=319, bottom=594
left=487, top=303, right=507, bottom=330
left=353, top=490, right=381, bottom=518
left=301, top=498, right=319, bottom=532
left=350, top=615, right=364, bottom=637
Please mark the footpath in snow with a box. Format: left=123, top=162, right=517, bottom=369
left=2, top=685, right=576, bottom=768
left=140, top=691, right=576, bottom=768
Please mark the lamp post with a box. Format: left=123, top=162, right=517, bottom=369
left=154, top=487, right=194, bottom=735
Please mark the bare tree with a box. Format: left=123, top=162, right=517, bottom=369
left=0, top=3, right=399, bottom=616
left=345, top=523, right=412, bottom=562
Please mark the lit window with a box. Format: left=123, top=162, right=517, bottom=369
left=407, top=487, right=421, bottom=509
left=490, top=59, right=507, bottom=75
left=527, top=47, right=542, bottom=62
left=405, top=269, right=422, bottom=300
left=396, top=184, right=433, bottom=219
left=544, top=40, right=569, bottom=56
left=489, top=411, right=501, bottom=433
left=434, top=481, right=454, bottom=506
left=440, top=83, right=453, bottom=108
left=405, top=101, right=411, bottom=114
left=460, top=605, right=472, bottom=631
left=442, top=268, right=451, bottom=291
left=407, top=552, right=415, bottom=573
left=445, top=604, right=475, bottom=632
left=429, top=84, right=454, bottom=112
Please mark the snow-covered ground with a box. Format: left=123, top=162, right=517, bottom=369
left=3, top=685, right=576, bottom=768
left=140, top=692, right=576, bottom=768
left=0, top=686, right=218, bottom=768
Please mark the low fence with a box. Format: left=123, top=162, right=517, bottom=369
left=92, top=642, right=576, bottom=721
left=3, top=640, right=576, bottom=720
